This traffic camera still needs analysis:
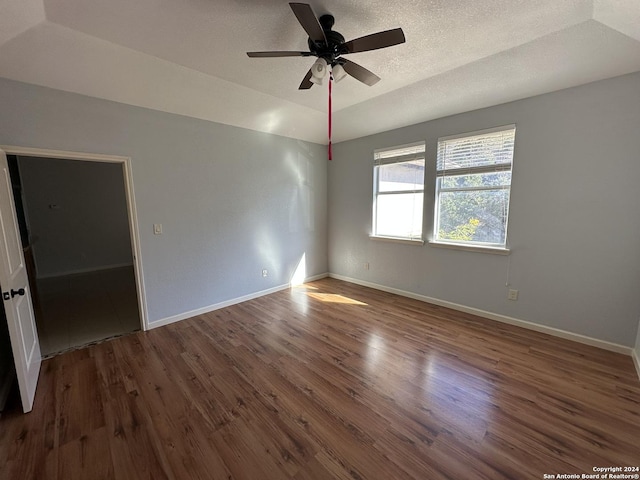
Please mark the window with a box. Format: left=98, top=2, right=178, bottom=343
left=372, top=142, right=425, bottom=241
left=434, top=125, right=515, bottom=248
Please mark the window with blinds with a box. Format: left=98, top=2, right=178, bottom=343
left=372, top=142, right=426, bottom=240
left=434, top=125, right=516, bottom=248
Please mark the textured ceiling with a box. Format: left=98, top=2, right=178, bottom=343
left=0, top=0, right=639, bottom=144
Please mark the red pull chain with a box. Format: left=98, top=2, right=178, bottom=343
left=328, top=74, right=333, bottom=160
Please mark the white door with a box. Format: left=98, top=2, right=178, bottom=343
left=0, top=149, right=41, bottom=413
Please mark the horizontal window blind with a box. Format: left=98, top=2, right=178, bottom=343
left=436, top=126, right=515, bottom=177
left=374, top=142, right=425, bottom=166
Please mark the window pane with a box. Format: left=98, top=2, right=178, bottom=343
left=440, top=171, right=511, bottom=189
left=376, top=193, right=423, bottom=238
left=377, top=159, right=425, bottom=192
left=436, top=189, right=510, bottom=245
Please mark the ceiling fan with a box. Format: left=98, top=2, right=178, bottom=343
left=247, top=2, right=406, bottom=89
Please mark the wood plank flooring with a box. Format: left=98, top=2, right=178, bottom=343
left=1, top=278, right=639, bottom=479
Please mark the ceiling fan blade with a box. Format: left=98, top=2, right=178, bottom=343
left=341, top=59, right=380, bottom=86
left=247, top=51, right=313, bottom=58
left=299, top=69, right=314, bottom=89
left=289, top=3, right=327, bottom=45
left=342, top=28, right=405, bottom=54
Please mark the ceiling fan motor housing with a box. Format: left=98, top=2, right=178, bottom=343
left=308, top=15, right=346, bottom=65
left=318, top=14, right=335, bottom=31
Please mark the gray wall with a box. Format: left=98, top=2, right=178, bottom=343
left=329, top=71, right=640, bottom=347
left=635, top=319, right=640, bottom=367
left=18, top=157, right=132, bottom=278
left=0, top=78, right=328, bottom=324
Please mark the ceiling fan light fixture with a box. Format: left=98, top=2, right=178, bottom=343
left=310, top=57, right=328, bottom=84
left=332, top=63, right=347, bottom=82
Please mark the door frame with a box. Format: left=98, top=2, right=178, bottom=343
left=0, top=145, right=149, bottom=331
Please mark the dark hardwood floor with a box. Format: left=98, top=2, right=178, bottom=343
left=1, top=278, right=639, bottom=479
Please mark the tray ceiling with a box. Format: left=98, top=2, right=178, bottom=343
left=1, top=0, right=639, bottom=144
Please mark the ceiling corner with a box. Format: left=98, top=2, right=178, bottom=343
left=0, top=0, right=46, bottom=47
left=592, top=0, right=640, bottom=41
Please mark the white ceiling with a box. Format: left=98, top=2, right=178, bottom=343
left=1, top=0, right=639, bottom=144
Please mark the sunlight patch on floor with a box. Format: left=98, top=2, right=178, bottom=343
left=292, top=284, right=318, bottom=291
left=306, top=292, right=368, bottom=305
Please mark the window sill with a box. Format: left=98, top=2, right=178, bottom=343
left=428, top=241, right=510, bottom=255
left=370, top=235, right=425, bottom=246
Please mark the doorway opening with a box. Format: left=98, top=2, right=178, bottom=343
left=4, top=147, right=146, bottom=358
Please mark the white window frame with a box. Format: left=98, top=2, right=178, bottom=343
left=371, top=141, right=426, bottom=243
left=432, top=125, right=516, bottom=252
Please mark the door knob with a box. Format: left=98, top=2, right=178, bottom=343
left=11, top=288, right=25, bottom=298
left=2, top=288, right=25, bottom=300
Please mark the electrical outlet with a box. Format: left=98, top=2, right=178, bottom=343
left=364, top=262, right=369, bottom=270
left=508, top=289, right=519, bottom=301
left=262, top=269, right=268, bottom=277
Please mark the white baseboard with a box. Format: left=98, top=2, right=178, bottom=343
left=329, top=273, right=633, bottom=356
left=145, top=270, right=639, bottom=380
left=301, top=272, right=330, bottom=283
left=633, top=350, right=640, bottom=381
left=148, top=272, right=329, bottom=330
left=37, top=262, right=134, bottom=279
